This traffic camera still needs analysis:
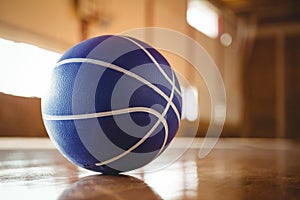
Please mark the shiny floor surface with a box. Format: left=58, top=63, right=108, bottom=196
left=0, top=138, right=300, bottom=200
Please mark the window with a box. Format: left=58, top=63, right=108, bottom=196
left=0, top=38, right=61, bottom=98
left=181, top=86, right=199, bottom=122
left=187, top=0, right=220, bottom=38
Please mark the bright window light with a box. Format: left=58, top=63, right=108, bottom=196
left=187, top=0, right=220, bottom=38
left=185, top=86, right=198, bottom=121
left=181, top=86, right=199, bottom=122
left=0, top=38, right=61, bottom=98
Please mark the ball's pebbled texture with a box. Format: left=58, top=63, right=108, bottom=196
left=42, top=35, right=182, bottom=174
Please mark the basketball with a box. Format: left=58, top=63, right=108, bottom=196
left=41, top=35, right=182, bottom=174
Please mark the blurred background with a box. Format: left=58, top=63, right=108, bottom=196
left=0, top=0, right=299, bottom=138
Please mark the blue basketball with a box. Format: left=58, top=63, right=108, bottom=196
left=42, top=35, right=182, bottom=174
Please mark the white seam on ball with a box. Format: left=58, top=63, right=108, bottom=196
left=119, top=35, right=182, bottom=97
left=43, top=107, right=160, bottom=121
left=154, top=68, right=176, bottom=157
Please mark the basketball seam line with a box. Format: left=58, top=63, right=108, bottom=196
left=153, top=68, right=176, bottom=158
left=43, top=107, right=163, bottom=121
left=93, top=107, right=169, bottom=167
left=119, top=35, right=182, bottom=96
